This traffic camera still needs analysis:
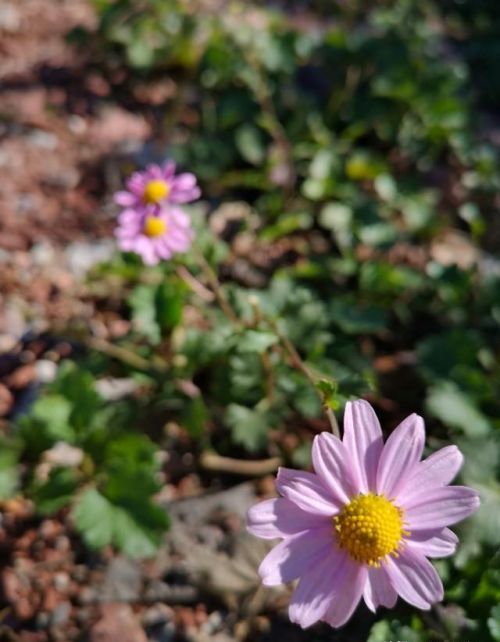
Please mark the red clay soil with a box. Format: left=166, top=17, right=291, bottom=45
left=0, top=0, right=151, bottom=252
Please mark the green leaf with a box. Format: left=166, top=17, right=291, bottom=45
left=129, top=281, right=184, bottom=345
left=319, top=202, right=353, bottom=249
left=71, top=488, right=114, bottom=550
left=345, top=150, right=387, bottom=181
left=315, top=379, right=339, bottom=410
left=31, top=467, right=79, bottom=515
left=128, top=284, right=161, bottom=344
left=103, top=433, right=160, bottom=484
left=488, top=604, right=500, bottom=641
left=330, top=299, right=388, bottom=334
left=236, top=330, right=278, bottom=354
left=181, top=396, right=208, bottom=440
left=155, top=280, right=185, bottom=331
left=426, top=381, right=491, bottom=437
left=0, top=442, right=20, bottom=500
left=127, top=39, right=155, bottom=69
left=260, top=212, right=312, bottom=242
left=72, top=487, right=169, bottom=558
left=235, top=124, right=265, bottom=165
left=53, top=362, right=101, bottom=431
left=417, top=331, right=482, bottom=382
left=226, top=404, right=269, bottom=451
left=360, top=261, right=425, bottom=296
left=32, top=394, right=72, bottom=429
left=20, top=395, right=75, bottom=453
left=367, top=619, right=424, bottom=642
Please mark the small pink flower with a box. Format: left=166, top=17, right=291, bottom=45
left=247, top=400, right=480, bottom=629
left=114, top=161, right=200, bottom=210
left=115, top=206, right=193, bottom=265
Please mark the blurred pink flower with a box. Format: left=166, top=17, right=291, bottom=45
left=247, top=400, right=480, bottom=629
left=114, top=161, right=200, bottom=210
left=115, top=206, right=192, bottom=265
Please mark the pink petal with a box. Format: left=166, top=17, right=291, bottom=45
left=397, top=445, right=463, bottom=505
left=384, top=547, right=443, bottom=609
left=127, top=173, right=146, bottom=195
left=162, top=160, right=176, bottom=178
left=170, top=187, right=201, bottom=204
left=246, top=497, right=329, bottom=540
left=117, top=237, right=135, bottom=252
left=117, top=208, right=142, bottom=227
left=276, top=468, right=340, bottom=516
left=163, top=233, right=191, bottom=254
left=322, top=557, right=367, bottom=628
left=146, top=164, right=163, bottom=178
left=259, top=526, right=334, bottom=586
left=312, top=433, right=359, bottom=504
left=173, top=173, right=197, bottom=189
left=405, top=486, right=480, bottom=530
left=154, top=240, right=172, bottom=261
left=114, top=191, right=137, bottom=206
left=169, top=206, right=191, bottom=228
left=363, top=565, right=398, bottom=613
left=288, top=546, right=346, bottom=628
left=376, top=414, right=425, bottom=498
left=135, top=237, right=158, bottom=265
left=406, top=528, right=458, bottom=558
left=343, top=400, right=383, bottom=493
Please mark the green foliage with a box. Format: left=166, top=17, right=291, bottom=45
left=13, top=362, right=170, bottom=558
left=128, top=279, right=185, bottom=344
left=226, top=403, right=270, bottom=452
left=0, top=440, right=21, bottom=500
left=72, top=487, right=169, bottom=558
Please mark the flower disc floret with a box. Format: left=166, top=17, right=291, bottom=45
left=143, top=179, right=170, bottom=205
left=335, top=493, right=406, bottom=566
left=144, top=215, right=167, bottom=238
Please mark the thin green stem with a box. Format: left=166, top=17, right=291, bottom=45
left=266, top=318, right=341, bottom=438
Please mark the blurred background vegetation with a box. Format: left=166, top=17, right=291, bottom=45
left=1, top=0, right=500, bottom=640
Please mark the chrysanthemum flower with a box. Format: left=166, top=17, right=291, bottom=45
left=114, top=161, right=200, bottom=210
left=115, top=206, right=193, bottom=265
left=247, top=400, right=480, bottom=629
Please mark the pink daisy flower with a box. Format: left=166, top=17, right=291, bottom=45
left=247, top=400, right=480, bottom=629
left=114, top=161, right=200, bottom=210
left=115, top=206, right=193, bottom=265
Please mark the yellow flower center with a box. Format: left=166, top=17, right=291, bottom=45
left=334, top=493, right=408, bottom=566
left=143, top=179, right=170, bottom=204
left=143, top=216, right=167, bottom=238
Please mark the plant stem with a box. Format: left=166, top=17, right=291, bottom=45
left=200, top=451, right=282, bottom=476
left=267, top=319, right=341, bottom=438
left=194, top=250, right=241, bottom=325
left=87, top=337, right=168, bottom=372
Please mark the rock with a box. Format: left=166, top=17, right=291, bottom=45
left=147, top=622, right=176, bottom=642
left=65, top=240, right=115, bottom=278
left=26, top=129, right=58, bottom=150
left=34, top=359, right=57, bottom=383
left=101, top=557, right=142, bottom=602
left=95, top=377, right=140, bottom=401
left=0, top=383, right=14, bottom=416
left=30, top=241, right=57, bottom=266
left=141, top=604, right=172, bottom=627
left=0, top=333, right=18, bottom=353
left=50, top=601, right=71, bottom=626
left=42, top=442, right=84, bottom=468
left=4, top=364, right=36, bottom=389
left=0, top=3, right=21, bottom=31
left=89, top=604, right=147, bottom=642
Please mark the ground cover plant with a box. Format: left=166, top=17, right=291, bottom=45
left=0, top=0, right=499, bottom=640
